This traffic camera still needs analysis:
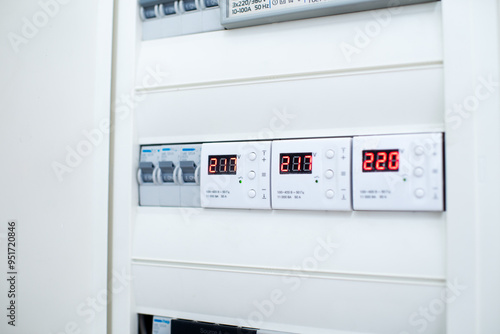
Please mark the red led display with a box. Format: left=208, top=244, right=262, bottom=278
left=208, top=155, right=237, bottom=174
left=279, top=153, right=313, bottom=174
left=362, top=150, right=399, bottom=172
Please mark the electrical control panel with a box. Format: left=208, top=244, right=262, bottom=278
left=200, top=141, right=271, bottom=209
left=352, top=133, right=444, bottom=211
left=138, top=133, right=445, bottom=211
left=271, top=138, right=352, bottom=211
left=138, top=144, right=201, bottom=207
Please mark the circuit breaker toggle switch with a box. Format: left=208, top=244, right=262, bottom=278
left=204, top=0, right=218, bottom=7
left=158, top=161, right=176, bottom=183
left=139, top=162, right=156, bottom=183
left=143, top=6, right=157, bottom=19
left=162, top=2, right=176, bottom=15
left=179, top=161, right=197, bottom=183
left=182, top=0, right=197, bottom=11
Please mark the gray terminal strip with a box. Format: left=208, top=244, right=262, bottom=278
left=139, top=162, right=155, bottom=183
left=139, top=0, right=223, bottom=40
left=151, top=316, right=296, bottom=334
left=159, top=161, right=176, bottom=183
left=180, top=161, right=197, bottom=183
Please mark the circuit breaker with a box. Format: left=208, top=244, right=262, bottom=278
left=138, top=145, right=162, bottom=206
left=178, top=144, right=202, bottom=207
left=138, top=144, right=201, bottom=207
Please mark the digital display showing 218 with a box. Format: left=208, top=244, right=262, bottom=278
left=208, top=155, right=237, bottom=174
left=362, top=149, right=399, bottom=172
left=280, top=153, right=312, bottom=174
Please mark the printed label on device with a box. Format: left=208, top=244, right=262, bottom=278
left=228, top=0, right=333, bottom=18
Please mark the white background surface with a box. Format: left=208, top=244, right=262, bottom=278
left=0, top=0, right=113, bottom=333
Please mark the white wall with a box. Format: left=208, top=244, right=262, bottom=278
left=0, top=0, right=113, bottom=333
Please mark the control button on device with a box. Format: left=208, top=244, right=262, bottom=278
left=325, top=189, right=335, bottom=199
left=415, top=188, right=425, bottom=198
left=325, top=149, right=335, bottom=159
left=248, top=171, right=256, bottom=179
left=248, top=152, right=257, bottom=161
left=325, top=169, right=334, bottom=179
left=414, top=145, right=425, bottom=156
left=248, top=189, right=256, bottom=198
left=414, top=167, right=424, bottom=177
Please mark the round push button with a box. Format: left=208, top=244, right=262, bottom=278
left=325, top=189, right=335, bottom=199
left=414, top=167, right=424, bottom=177
left=414, top=188, right=425, bottom=198
left=248, top=152, right=257, bottom=161
left=414, top=146, right=425, bottom=156
left=248, top=171, right=256, bottom=180
left=248, top=189, right=256, bottom=198
left=326, top=150, right=335, bottom=159
left=325, top=169, right=334, bottom=179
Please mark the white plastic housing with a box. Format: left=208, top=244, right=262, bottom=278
left=352, top=133, right=444, bottom=211
left=271, top=137, right=352, bottom=211
left=201, top=141, right=271, bottom=209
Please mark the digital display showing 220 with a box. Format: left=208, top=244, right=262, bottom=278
left=280, top=153, right=313, bottom=174
left=362, top=149, right=399, bottom=172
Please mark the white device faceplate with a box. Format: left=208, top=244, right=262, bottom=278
left=271, top=137, right=352, bottom=211
left=352, top=133, right=444, bottom=211
left=201, top=141, right=271, bottom=209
